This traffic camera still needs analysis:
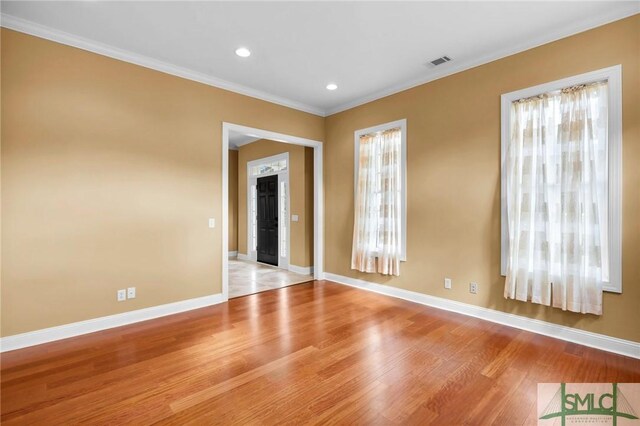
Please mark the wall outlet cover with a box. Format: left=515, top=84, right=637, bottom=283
left=127, top=287, right=136, bottom=299
left=117, top=289, right=126, bottom=302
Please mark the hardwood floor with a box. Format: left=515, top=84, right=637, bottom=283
left=1, top=281, right=639, bottom=425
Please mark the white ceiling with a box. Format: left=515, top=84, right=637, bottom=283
left=228, top=131, right=259, bottom=150
left=2, top=1, right=638, bottom=116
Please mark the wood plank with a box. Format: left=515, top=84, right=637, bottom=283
left=2, top=281, right=639, bottom=425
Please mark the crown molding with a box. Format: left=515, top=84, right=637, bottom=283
left=0, top=13, right=326, bottom=117
left=325, top=6, right=640, bottom=116
left=2, top=6, right=638, bottom=119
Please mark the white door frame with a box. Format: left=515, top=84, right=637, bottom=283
left=246, top=152, right=290, bottom=269
left=222, top=122, right=324, bottom=301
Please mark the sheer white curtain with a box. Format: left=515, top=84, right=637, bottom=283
left=352, top=128, right=402, bottom=276
left=505, top=82, right=608, bottom=315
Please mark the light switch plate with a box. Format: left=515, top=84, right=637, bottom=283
left=291, top=214, right=299, bottom=222
left=208, top=218, right=215, bottom=228
left=127, top=287, right=136, bottom=299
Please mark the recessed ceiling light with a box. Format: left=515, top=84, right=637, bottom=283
left=235, top=47, right=251, bottom=58
left=326, top=83, right=338, bottom=91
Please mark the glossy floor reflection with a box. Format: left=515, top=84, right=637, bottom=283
left=228, top=258, right=313, bottom=298
left=2, top=282, right=638, bottom=424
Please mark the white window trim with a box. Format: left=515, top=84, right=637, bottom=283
left=247, top=152, right=290, bottom=270
left=354, top=119, right=407, bottom=261
left=500, top=65, right=623, bottom=293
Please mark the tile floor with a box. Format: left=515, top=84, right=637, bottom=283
left=228, top=258, right=313, bottom=298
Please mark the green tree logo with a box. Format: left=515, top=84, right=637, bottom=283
left=540, top=383, right=638, bottom=425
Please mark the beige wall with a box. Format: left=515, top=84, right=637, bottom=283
left=237, top=139, right=314, bottom=267
left=1, top=29, right=324, bottom=336
left=2, top=16, right=638, bottom=342
left=324, top=15, right=640, bottom=342
left=228, top=149, right=238, bottom=252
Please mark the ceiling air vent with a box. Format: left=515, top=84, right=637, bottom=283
left=428, top=55, right=452, bottom=67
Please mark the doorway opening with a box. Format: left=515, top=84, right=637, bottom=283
left=222, top=123, right=323, bottom=300
left=247, top=152, right=289, bottom=268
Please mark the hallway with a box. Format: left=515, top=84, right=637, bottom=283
left=229, top=258, right=313, bottom=298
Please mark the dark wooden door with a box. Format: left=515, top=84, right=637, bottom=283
left=256, top=175, right=278, bottom=266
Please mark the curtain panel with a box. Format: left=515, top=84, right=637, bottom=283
left=351, top=128, right=402, bottom=276
left=504, top=81, right=609, bottom=315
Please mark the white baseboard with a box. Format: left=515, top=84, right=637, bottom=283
left=228, top=251, right=238, bottom=258
left=0, top=293, right=225, bottom=353
left=234, top=255, right=313, bottom=277
left=289, top=264, right=314, bottom=275
left=324, top=273, right=640, bottom=359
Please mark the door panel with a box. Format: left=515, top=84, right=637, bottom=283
left=256, top=175, right=278, bottom=266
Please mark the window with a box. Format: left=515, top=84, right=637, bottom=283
left=501, top=65, right=622, bottom=309
left=250, top=159, right=287, bottom=176
left=351, top=119, right=407, bottom=276
left=280, top=180, right=287, bottom=258
left=250, top=184, right=257, bottom=252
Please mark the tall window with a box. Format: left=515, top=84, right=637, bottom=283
left=351, top=119, right=407, bottom=276
left=501, top=66, right=622, bottom=315
left=250, top=184, right=257, bottom=252
left=280, top=180, right=287, bottom=258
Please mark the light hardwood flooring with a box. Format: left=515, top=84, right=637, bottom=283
left=1, top=281, right=638, bottom=424
left=228, top=258, right=312, bottom=298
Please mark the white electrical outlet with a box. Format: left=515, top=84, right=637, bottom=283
left=444, top=278, right=452, bottom=289
left=469, top=282, right=478, bottom=294
left=117, top=289, right=126, bottom=302
left=127, top=287, right=136, bottom=299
